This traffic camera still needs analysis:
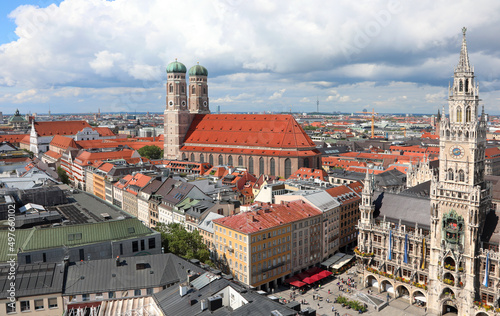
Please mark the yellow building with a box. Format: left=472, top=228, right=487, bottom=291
left=213, top=200, right=322, bottom=291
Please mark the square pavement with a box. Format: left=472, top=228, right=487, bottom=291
left=272, top=269, right=436, bottom=316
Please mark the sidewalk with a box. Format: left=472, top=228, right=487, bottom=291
left=273, top=269, right=432, bottom=315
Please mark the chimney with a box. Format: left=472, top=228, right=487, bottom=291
left=179, top=283, right=189, bottom=297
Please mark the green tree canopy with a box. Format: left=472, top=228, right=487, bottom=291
left=137, top=145, right=163, bottom=159
left=57, top=166, right=69, bottom=184
left=155, top=222, right=211, bottom=264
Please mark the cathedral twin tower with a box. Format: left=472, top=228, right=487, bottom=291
left=163, top=60, right=210, bottom=160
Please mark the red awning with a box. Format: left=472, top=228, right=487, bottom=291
left=284, top=276, right=299, bottom=284
left=310, top=274, right=322, bottom=283
left=318, top=270, right=333, bottom=278
left=290, top=280, right=307, bottom=287
left=302, top=276, right=315, bottom=284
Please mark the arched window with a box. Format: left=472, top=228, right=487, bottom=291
left=181, top=85, right=185, bottom=93
left=228, top=155, right=233, bottom=166
left=238, top=156, right=243, bottom=166
left=466, top=106, right=471, bottom=122
left=456, top=107, right=462, bottom=123
left=458, top=170, right=465, bottom=182
left=169, top=84, right=173, bottom=93
left=192, top=85, right=195, bottom=94
left=285, top=158, right=292, bottom=179
left=459, top=80, right=463, bottom=92
left=304, top=158, right=310, bottom=168
left=209, top=154, right=213, bottom=165
left=182, top=153, right=187, bottom=160
left=248, top=157, right=254, bottom=174
left=190, top=153, right=195, bottom=161
left=203, top=87, right=206, bottom=94
left=259, top=157, right=265, bottom=175
left=270, top=158, right=275, bottom=176
left=218, top=155, right=223, bottom=165
left=465, top=79, right=469, bottom=92
left=448, top=169, right=454, bottom=181
left=200, top=154, right=204, bottom=163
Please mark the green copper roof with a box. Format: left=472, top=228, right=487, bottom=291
left=189, top=63, right=208, bottom=76
left=0, top=218, right=157, bottom=262
left=166, top=60, right=187, bottom=73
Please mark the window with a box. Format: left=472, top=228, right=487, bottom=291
left=48, top=298, right=58, bottom=309
left=6, top=302, right=16, bottom=313
left=132, top=241, right=139, bottom=252
left=456, top=106, right=462, bottom=123
left=248, top=157, right=253, bottom=173
left=209, top=154, right=214, bottom=165
left=147, top=288, right=154, bottom=295
left=270, top=158, right=275, bottom=176
left=108, top=292, right=115, bottom=299
left=140, top=239, right=145, bottom=251
left=149, top=238, right=156, bottom=249
left=82, top=294, right=89, bottom=302
left=34, top=299, right=44, bottom=310
left=25, top=255, right=31, bottom=264
left=228, top=155, right=233, bottom=166
left=134, top=289, right=142, bottom=296
left=120, top=243, right=123, bottom=255
left=218, top=155, right=223, bottom=165
left=259, top=157, right=264, bottom=175
left=238, top=156, right=243, bottom=166
left=284, top=158, right=291, bottom=179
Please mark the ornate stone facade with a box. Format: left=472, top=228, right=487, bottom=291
left=356, top=29, right=498, bottom=316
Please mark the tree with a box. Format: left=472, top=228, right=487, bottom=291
left=57, top=166, right=70, bottom=184
left=155, top=222, right=212, bottom=264
left=138, top=145, right=163, bottom=160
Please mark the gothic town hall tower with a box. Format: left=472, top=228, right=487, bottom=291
left=428, top=27, right=491, bottom=314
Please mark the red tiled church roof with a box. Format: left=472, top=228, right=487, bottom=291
left=34, top=121, right=91, bottom=136
left=183, top=114, right=316, bottom=149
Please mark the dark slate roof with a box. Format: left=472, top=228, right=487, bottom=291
left=373, top=191, right=430, bottom=228
left=141, top=179, right=163, bottom=195
left=153, top=278, right=296, bottom=316
left=64, top=253, right=204, bottom=295
left=0, top=262, right=65, bottom=299
left=375, top=169, right=406, bottom=187
left=400, top=180, right=431, bottom=198
left=185, top=200, right=215, bottom=219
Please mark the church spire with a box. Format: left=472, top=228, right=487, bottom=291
left=456, top=27, right=471, bottom=73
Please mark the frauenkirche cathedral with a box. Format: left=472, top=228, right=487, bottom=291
left=356, top=28, right=498, bottom=315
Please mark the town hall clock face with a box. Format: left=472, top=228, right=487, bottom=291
left=450, top=146, right=465, bottom=159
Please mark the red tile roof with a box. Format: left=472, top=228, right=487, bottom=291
left=33, top=120, right=92, bottom=136
left=92, top=127, right=115, bottom=137
left=288, top=167, right=328, bottom=181
left=0, top=134, right=28, bottom=144
left=114, top=174, right=133, bottom=189
left=183, top=114, right=316, bottom=149
left=74, top=149, right=136, bottom=166
left=50, top=135, right=79, bottom=150
left=44, top=150, right=62, bottom=160
left=182, top=145, right=320, bottom=157
left=325, top=185, right=361, bottom=205
left=213, top=200, right=322, bottom=234
left=486, top=147, right=500, bottom=159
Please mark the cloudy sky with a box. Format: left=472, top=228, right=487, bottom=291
left=1, top=0, right=500, bottom=115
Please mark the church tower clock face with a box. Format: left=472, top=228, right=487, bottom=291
left=449, top=145, right=464, bottom=159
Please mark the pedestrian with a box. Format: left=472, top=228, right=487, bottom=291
left=328, top=289, right=330, bottom=294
